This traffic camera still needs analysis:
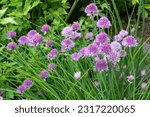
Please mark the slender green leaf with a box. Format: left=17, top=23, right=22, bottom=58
left=0, top=17, right=18, bottom=25
left=0, top=8, right=8, bottom=18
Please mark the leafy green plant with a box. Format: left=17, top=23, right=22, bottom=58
left=0, top=0, right=70, bottom=44
left=131, top=0, right=150, bottom=18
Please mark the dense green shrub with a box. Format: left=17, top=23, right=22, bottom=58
left=0, top=0, right=70, bottom=44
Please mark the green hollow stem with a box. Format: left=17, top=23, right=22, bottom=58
left=65, top=0, right=80, bottom=22
left=111, top=0, right=123, bottom=30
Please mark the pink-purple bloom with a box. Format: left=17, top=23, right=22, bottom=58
left=95, top=32, right=109, bottom=45
left=48, top=63, right=56, bottom=71
left=97, top=16, right=111, bottom=28
left=32, top=33, right=44, bottom=43
left=79, top=47, right=86, bottom=56
left=17, top=85, right=26, bottom=94
left=100, top=43, right=111, bottom=55
left=141, top=69, right=146, bottom=76
left=61, top=39, right=75, bottom=52
left=114, top=30, right=128, bottom=42
left=122, top=36, right=138, bottom=47
left=41, top=24, right=50, bottom=34
left=96, top=59, right=108, bottom=72
left=119, top=29, right=128, bottom=37
left=85, top=32, right=94, bottom=40
left=39, top=70, right=49, bottom=79
left=110, top=41, right=122, bottom=52
left=71, top=22, right=80, bottom=30
left=127, top=75, right=135, bottom=83
left=71, top=53, right=81, bottom=61
left=74, top=72, right=81, bottom=79
left=70, top=32, right=81, bottom=39
left=85, top=44, right=99, bottom=57
left=61, top=27, right=72, bottom=37
left=141, top=82, right=147, bottom=91
left=6, top=42, right=16, bottom=50
left=47, top=49, right=59, bottom=60
left=123, top=65, right=127, bottom=70
left=27, top=30, right=37, bottom=38
left=85, top=3, right=98, bottom=16
left=18, top=36, right=29, bottom=45
left=114, top=34, right=123, bottom=42
left=119, top=50, right=127, bottom=57
left=6, top=30, right=16, bottom=39
left=107, top=51, right=120, bottom=66
left=17, top=80, right=33, bottom=94
left=23, top=80, right=33, bottom=89
left=28, top=33, right=44, bottom=46
left=46, top=40, right=53, bottom=47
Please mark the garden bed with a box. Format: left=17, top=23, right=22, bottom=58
left=0, top=1, right=149, bottom=100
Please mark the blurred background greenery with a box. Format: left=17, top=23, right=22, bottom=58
left=0, top=0, right=149, bottom=44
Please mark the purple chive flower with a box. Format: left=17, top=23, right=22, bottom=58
left=122, top=36, right=138, bottom=47
left=74, top=72, right=81, bottom=80
left=85, top=44, right=99, bottom=57
left=71, top=22, right=80, bottom=30
left=71, top=53, right=81, bottom=61
left=79, top=47, right=86, bottom=56
left=97, top=16, right=111, bottom=28
left=85, top=3, right=98, bottom=16
left=17, top=85, right=26, bottom=94
left=61, top=27, right=72, bottom=37
left=32, top=33, right=44, bottom=43
left=0, top=96, right=3, bottom=100
left=61, top=39, right=75, bottom=51
left=119, top=50, right=127, bottom=57
left=100, top=43, right=111, bottom=55
left=123, top=65, right=127, bottom=70
left=48, top=63, right=56, bottom=71
left=85, top=32, right=94, bottom=40
left=41, top=24, right=50, bottom=34
left=6, top=30, right=16, bottom=39
left=110, top=41, right=122, bottom=52
left=107, top=51, right=120, bottom=66
left=141, top=69, right=146, bottom=76
left=95, top=32, right=109, bottom=45
left=127, top=75, right=135, bottom=83
left=28, top=33, right=44, bottom=46
left=23, top=80, right=33, bottom=89
left=119, top=29, right=128, bottom=37
left=39, top=70, right=49, bottom=79
left=96, top=59, right=108, bottom=72
left=18, top=36, right=29, bottom=45
left=27, top=30, right=37, bottom=38
left=47, top=49, right=59, bottom=60
left=46, top=40, right=53, bottom=47
left=141, top=82, right=147, bottom=91
left=114, top=34, right=123, bottom=42
left=70, top=32, right=81, bottom=39
left=6, top=42, right=16, bottom=50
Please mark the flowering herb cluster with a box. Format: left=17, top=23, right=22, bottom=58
left=4, top=3, right=148, bottom=98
